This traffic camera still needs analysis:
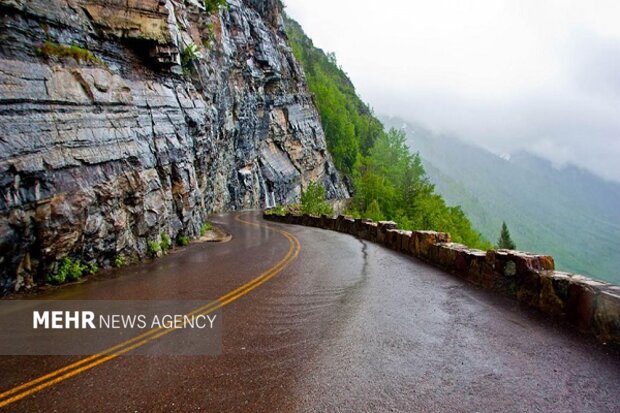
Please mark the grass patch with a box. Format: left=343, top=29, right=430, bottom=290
left=265, top=203, right=302, bottom=216
left=148, top=241, right=162, bottom=258
left=177, top=235, right=190, bottom=246
left=266, top=204, right=287, bottom=216
left=35, top=41, right=106, bottom=67
left=200, top=222, right=213, bottom=236
left=161, top=233, right=171, bottom=253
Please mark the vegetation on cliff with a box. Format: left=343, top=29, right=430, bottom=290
left=204, top=0, right=228, bottom=14
left=286, top=19, right=383, bottom=174
left=35, top=41, right=106, bottom=67
left=285, top=17, right=490, bottom=249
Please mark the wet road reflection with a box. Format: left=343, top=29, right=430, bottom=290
left=0, top=212, right=618, bottom=412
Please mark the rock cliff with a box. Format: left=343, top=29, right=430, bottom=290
left=0, top=0, right=348, bottom=292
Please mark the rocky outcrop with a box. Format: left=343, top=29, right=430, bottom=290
left=265, top=212, right=620, bottom=347
left=0, top=0, right=348, bottom=292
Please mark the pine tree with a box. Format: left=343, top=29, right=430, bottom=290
left=497, top=221, right=516, bottom=250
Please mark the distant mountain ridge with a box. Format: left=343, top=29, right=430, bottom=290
left=382, top=116, right=620, bottom=284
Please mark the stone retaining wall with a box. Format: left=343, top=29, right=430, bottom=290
left=264, top=212, right=620, bottom=347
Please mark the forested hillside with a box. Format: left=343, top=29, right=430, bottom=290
left=285, top=18, right=490, bottom=249
left=382, top=117, right=620, bottom=284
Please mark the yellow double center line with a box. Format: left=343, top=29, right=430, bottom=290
left=0, top=213, right=300, bottom=408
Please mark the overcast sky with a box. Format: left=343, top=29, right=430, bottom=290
left=285, top=0, right=620, bottom=183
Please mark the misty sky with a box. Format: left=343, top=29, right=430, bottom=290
left=285, top=0, right=620, bottom=183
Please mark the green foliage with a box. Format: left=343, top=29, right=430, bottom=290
left=352, top=129, right=491, bottom=249
left=266, top=203, right=302, bottom=216
left=114, top=254, right=126, bottom=268
left=380, top=116, right=620, bottom=282
left=300, top=182, right=334, bottom=216
left=47, top=270, right=65, bottom=285
left=204, top=0, right=227, bottom=14
left=200, top=222, right=213, bottom=236
left=365, top=199, right=384, bottom=222
left=47, top=257, right=86, bottom=285
left=267, top=204, right=288, bottom=216
left=35, top=41, right=106, bottom=67
left=285, top=18, right=383, bottom=174
left=286, top=16, right=491, bottom=249
left=87, top=262, right=98, bottom=275
left=265, top=184, right=333, bottom=217
left=181, top=44, right=202, bottom=73
left=68, top=260, right=86, bottom=281
left=497, top=221, right=516, bottom=250
left=148, top=241, right=162, bottom=258
left=203, top=22, right=217, bottom=49
left=177, top=235, right=190, bottom=246
left=161, top=233, right=171, bottom=253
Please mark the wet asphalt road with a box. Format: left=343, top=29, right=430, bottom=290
left=0, top=211, right=619, bottom=412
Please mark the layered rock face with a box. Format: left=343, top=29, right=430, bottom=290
left=0, top=0, right=348, bottom=292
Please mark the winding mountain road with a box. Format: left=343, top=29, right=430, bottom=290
left=0, top=212, right=619, bottom=412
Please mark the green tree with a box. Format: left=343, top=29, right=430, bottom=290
left=301, top=181, right=334, bottom=216
left=286, top=18, right=379, bottom=173
left=365, top=199, right=384, bottom=222
left=497, top=221, right=516, bottom=250
left=285, top=15, right=491, bottom=250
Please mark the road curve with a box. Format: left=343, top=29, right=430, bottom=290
left=0, top=211, right=618, bottom=412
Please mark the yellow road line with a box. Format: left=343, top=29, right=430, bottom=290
left=0, top=213, right=300, bottom=409
left=0, top=214, right=295, bottom=401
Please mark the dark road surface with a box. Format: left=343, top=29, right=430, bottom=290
left=0, top=212, right=619, bottom=412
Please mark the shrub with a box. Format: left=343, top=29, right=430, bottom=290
left=161, top=233, right=171, bottom=253
left=177, top=235, right=190, bottom=246
left=47, top=272, right=65, bottom=285
left=148, top=241, right=162, bottom=258
left=267, top=204, right=287, bottom=216
left=35, top=41, right=106, bottom=67
left=200, top=222, right=213, bottom=236
left=204, top=0, right=228, bottom=14
left=114, top=255, right=126, bottom=268
left=87, top=262, right=98, bottom=275
left=47, top=259, right=69, bottom=285
left=67, top=260, right=86, bottom=281
left=300, top=181, right=333, bottom=216
left=47, top=257, right=86, bottom=284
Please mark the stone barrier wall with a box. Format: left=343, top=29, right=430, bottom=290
left=264, top=212, right=620, bottom=347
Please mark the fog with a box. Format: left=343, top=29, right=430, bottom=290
left=285, top=0, right=620, bottom=183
